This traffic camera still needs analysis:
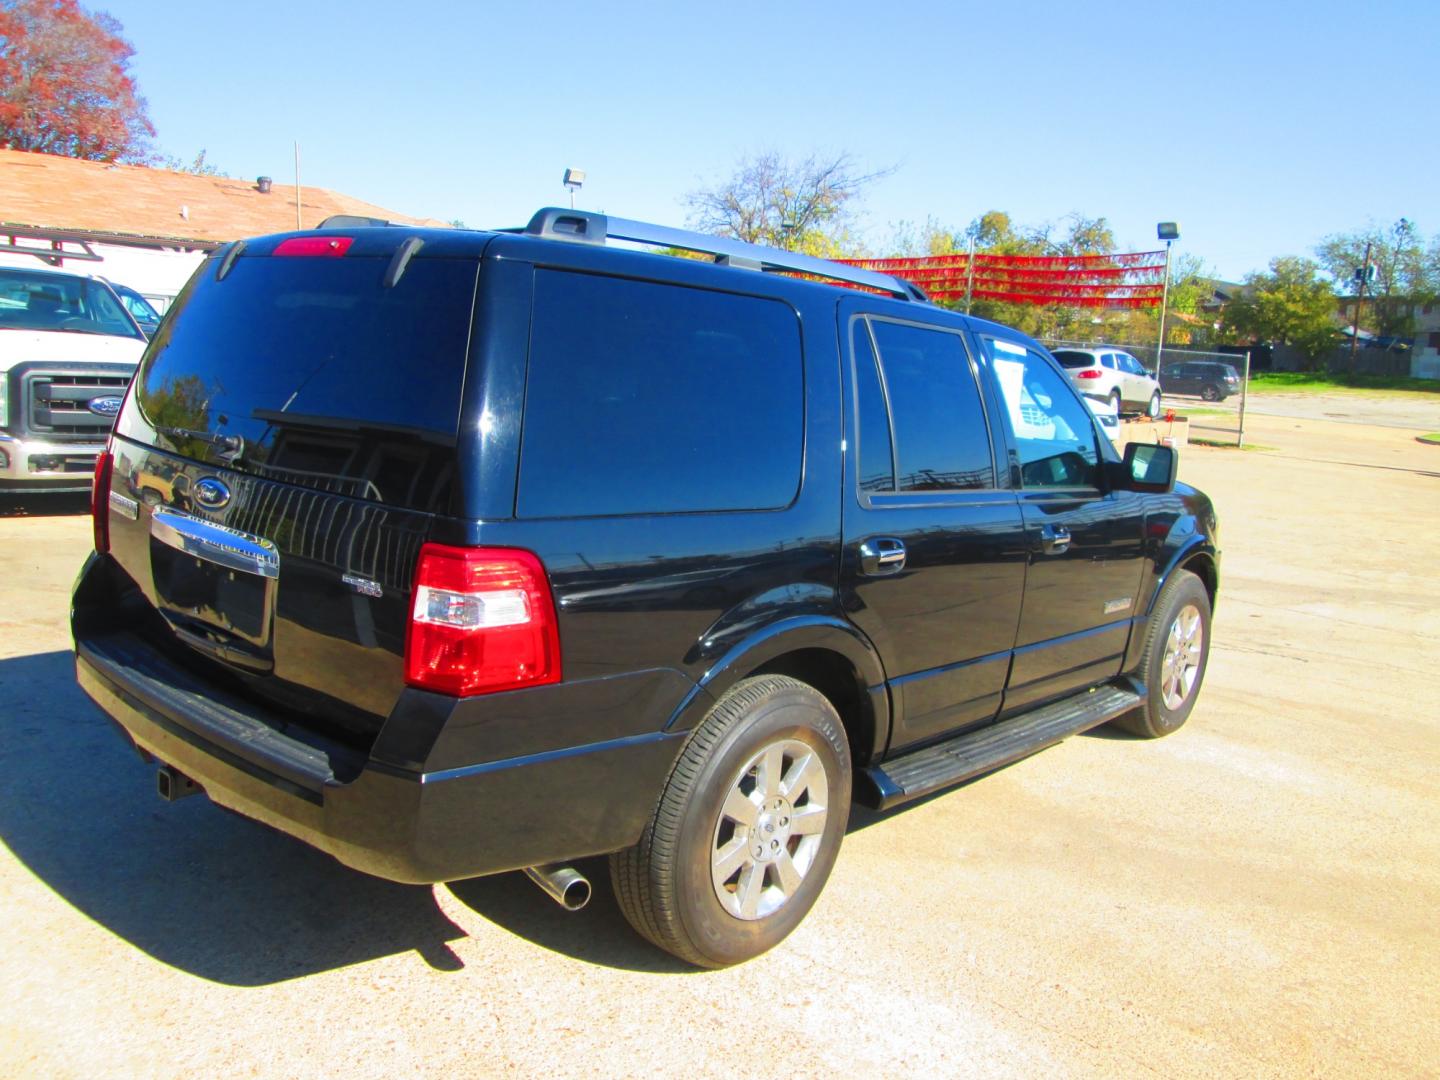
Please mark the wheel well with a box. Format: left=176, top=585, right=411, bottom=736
left=1181, top=552, right=1217, bottom=605
left=748, top=648, right=876, bottom=767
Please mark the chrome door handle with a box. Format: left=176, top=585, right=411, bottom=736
left=859, top=537, right=907, bottom=576
left=1039, top=524, right=1071, bottom=555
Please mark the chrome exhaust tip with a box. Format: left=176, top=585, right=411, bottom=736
left=523, top=863, right=591, bottom=911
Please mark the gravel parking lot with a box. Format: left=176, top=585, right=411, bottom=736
left=2, top=409, right=1437, bottom=1079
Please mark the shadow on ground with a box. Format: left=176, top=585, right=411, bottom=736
left=0, top=493, right=91, bottom=519
left=0, top=649, right=689, bottom=982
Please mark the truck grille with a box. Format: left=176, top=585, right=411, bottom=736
left=22, top=368, right=132, bottom=443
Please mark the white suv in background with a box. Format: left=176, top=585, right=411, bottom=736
left=1051, top=346, right=1162, bottom=418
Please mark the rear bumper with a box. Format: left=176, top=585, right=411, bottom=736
left=74, top=602, right=687, bottom=884
left=0, top=432, right=103, bottom=492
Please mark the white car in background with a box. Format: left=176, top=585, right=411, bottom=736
left=1051, top=346, right=1162, bottom=418
left=1083, top=391, right=1121, bottom=445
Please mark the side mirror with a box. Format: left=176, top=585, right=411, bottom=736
left=1116, top=442, right=1177, bottom=493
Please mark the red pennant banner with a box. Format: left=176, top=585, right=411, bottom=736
left=836, top=248, right=1168, bottom=308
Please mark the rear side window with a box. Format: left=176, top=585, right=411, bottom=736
left=518, top=271, right=802, bottom=518
left=862, top=319, right=993, bottom=493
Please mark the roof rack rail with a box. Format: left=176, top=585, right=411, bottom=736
left=520, top=208, right=927, bottom=302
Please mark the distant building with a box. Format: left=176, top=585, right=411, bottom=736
left=0, top=148, right=443, bottom=308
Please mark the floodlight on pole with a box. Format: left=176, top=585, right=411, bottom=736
left=1155, top=222, right=1180, bottom=378
left=563, top=168, right=585, bottom=209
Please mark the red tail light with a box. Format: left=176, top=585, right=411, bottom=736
left=274, top=236, right=353, bottom=257
left=92, top=449, right=113, bottom=553
left=1076, top=369, right=1103, bottom=379
left=405, top=544, right=562, bottom=697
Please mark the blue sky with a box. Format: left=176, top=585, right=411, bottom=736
left=113, top=0, right=1437, bottom=281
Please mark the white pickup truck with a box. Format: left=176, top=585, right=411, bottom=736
left=1, top=264, right=148, bottom=494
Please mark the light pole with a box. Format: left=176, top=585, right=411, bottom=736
left=1155, top=221, right=1180, bottom=378
left=562, top=168, right=585, bottom=209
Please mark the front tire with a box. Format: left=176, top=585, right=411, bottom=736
left=610, top=675, right=851, bottom=967
left=1146, top=391, right=1162, bottom=418
left=1113, top=569, right=1211, bottom=738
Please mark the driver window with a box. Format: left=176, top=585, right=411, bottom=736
left=985, top=338, right=1100, bottom=489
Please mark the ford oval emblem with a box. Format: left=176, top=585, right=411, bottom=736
left=193, top=477, right=231, bottom=510
left=87, top=395, right=123, bottom=417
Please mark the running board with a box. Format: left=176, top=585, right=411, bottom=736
left=859, top=684, right=1143, bottom=810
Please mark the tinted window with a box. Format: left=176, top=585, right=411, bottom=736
left=1051, top=350, right=1094, bottom=369
left=853, top=322, right=894, bottom=494
left=518, top=271, right=802, bottom=517
left=985, top=338, right=1099, bottom=489
left=133, top=255, right=478, bottom=510
left=1100, top=353, right=1117, bottom=370
left=868, top=320, right=992, bottom=492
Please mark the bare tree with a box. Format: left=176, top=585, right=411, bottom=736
left=686, top=151, right=891, bottom=255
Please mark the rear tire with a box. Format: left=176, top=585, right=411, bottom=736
left=1109, top=388, right=1122, bottom=414
left=610, top=675, right=851, bottom=968
left=1113, top=569, right=1211, bottom=738
left=1200, top=384, right=1220, bottom=402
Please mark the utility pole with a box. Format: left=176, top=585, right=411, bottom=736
left=1349, top=239, right=1372, bottom=366
left=963, top=235, right=976, bottom=315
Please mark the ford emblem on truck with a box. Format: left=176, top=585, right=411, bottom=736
left=193, top=477, right=231, bottom=510
left=87, top=395, right=123, bottom=417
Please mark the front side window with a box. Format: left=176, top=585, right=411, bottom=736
left=859, top=319, right=994, bottom=493
left=985, top=338, right=1100, bottom=489
left=519, top=271, right=803, bottom=517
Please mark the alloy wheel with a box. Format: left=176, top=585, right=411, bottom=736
left=711, top=738, right=830, bottom=920
left=1161, top=603, right=1204, bottom=710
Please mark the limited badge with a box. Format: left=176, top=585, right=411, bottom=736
left=108, top=490, right=139, bottom=520
left=342, top=573, right=383, bottom=598
left=1104, top=597, right=1133, bottom=615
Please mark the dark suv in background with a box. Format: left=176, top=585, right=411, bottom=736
left=1162, top=360, right=1241, bottom=401
left=73, top=210, right=1219, bottom=967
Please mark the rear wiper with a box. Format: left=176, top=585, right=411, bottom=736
left=155, top=426, right=245, bottom=459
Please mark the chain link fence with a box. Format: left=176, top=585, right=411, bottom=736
left=1043, top=341, right=1252, bottom=446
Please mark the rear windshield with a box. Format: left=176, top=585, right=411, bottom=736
left=132, top=255, right=477, bottom=511
left=1050, top=350, right=1094, bottom=369
left=0, top=266, right=143, bottom=339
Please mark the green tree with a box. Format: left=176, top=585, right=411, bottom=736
left=1315, top=219, right=1437, bottom=337
left=687, top=151, right=891, bottom=257
left=0, top=0, right=153, bottom=161
left=1223, top=256, right=1338, bottom=367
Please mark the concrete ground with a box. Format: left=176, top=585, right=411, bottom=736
left=1163, top=386, right=1440, bottom=433
left=2, top=411, right=1437, bottom=1079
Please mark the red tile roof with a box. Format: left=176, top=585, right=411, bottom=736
left=0, top=148, right=445, bottom=245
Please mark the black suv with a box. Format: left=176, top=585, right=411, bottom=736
left=1161, top=360, right=1241, bottom=401
left=73, top=210, right=1219, bottom=967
